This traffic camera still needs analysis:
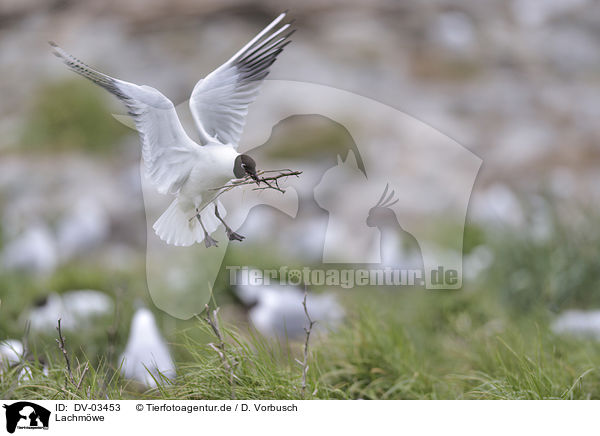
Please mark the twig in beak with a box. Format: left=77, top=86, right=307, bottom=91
left=196, top=169, right=302, bottom=218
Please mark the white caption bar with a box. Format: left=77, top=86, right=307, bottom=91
left=0, top=400, right=594, bottom=435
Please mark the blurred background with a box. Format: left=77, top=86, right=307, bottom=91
left=1, top=0, right=600, bottom=399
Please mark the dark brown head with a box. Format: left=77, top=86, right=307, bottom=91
left=234, top=154, right=259, bottom=183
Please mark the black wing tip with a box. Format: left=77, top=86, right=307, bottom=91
left=48, top=41, right=64, bottom=58
left=285, top=28, right=297, bottom=39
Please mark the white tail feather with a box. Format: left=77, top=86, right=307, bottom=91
left=153, top=199, right=225, bottom=247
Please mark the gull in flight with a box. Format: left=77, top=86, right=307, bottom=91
left=51, top=12, right=294, bottom=247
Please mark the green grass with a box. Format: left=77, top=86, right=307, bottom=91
left=2, top=289, right=600, bottom=400
left=161, top=321, right=342, bottom=400
left=20, top=80, right=130, bottom=154
left=2, top=206, right=600, bottom=400
left=483, top=198, right=600, bottom=314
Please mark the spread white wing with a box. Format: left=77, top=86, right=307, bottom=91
left=51, top=43, right=201, bottom=195
left=189, top=12, right=294, bottom=147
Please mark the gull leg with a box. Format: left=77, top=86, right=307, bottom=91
left=196, top=209, right=218, bottom=248
left=214, top=204, right=245, bottom=242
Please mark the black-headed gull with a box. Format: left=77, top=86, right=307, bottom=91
left=235, top=283, right=344, bottom=338
left=23, top=290, right=113, bottom=331
left=0, top=339, right=49, bottom=383
left=51, top=12, right=294, bottom=247
left=120, top=307, right=175, bottom=388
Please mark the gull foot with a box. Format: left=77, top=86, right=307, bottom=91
left=204, top=235, right=219, bottom=248
left=226, top=230, right=245, bottom=242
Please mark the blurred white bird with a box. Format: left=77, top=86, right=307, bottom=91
left=0, top=339, right=23, bottom=369
left=56, top=198, right=110, bottom=260
left=0, top=339, right=27, bottom=383
left=1, top=223, right=57, bottom=274
left=235, top=283, right=344, bottom=338
left=24, top=290, right=113, bottom=331
left=0, top=339, right=48, bottom=383
left=552, top=310, right=600, bottom=340
left=51, top=12, right=294, bottom=247
left=120, top=307, right=175, bottom=388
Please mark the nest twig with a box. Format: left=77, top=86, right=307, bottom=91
left=56, top=319, right=89, bottom=393
left=212, top=168, right=301, bottom=197
left=295, top=287, right=316, bottom=398
left=56, top=319, right=74, bottom=385
left=203, top=305, right=238, bottom=400
left=189, top=169, right=301, bottom=220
